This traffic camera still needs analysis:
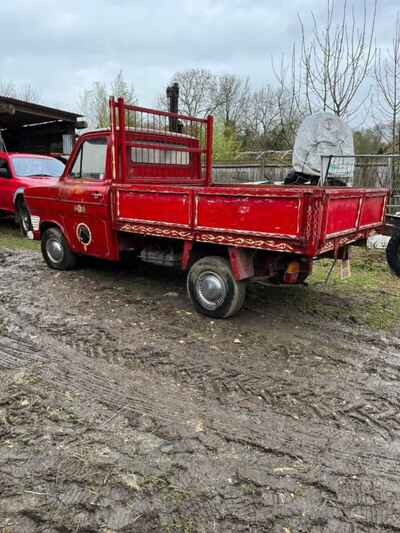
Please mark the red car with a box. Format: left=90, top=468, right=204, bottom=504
left=0, top=151, right=65, bottom=233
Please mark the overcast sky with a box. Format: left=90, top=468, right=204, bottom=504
left=0, top=0, right=399, bottom=114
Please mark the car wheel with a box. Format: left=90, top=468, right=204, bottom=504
left=16, top=197, right=32, bottom=236
left=41, top=227, right=78, bottom=270
left=386, top=232, right=400, bottom=277
left=187, top=256, right=247, bottom=318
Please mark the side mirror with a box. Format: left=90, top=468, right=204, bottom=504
left=0, top=167, right=10, bottom=178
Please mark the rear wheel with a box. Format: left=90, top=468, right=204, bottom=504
left=16, top=197, right=32, bottom=236
left=386, top=232, right=400, bottom=277
left=41, top=227, right=78, bottom=270
left=187, top=256, right=246, bottom=318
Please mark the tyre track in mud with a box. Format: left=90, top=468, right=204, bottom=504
left=32, top=312, right=400, bottom=442
left=1, top=249, right=400, bottom=531
left=1, top=326, right=400, bottom=532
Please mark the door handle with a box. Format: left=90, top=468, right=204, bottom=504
left=90, top=192, right=103, bottom=200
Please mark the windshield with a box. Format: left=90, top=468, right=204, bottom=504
left=11, top=156, right=65, bottom=178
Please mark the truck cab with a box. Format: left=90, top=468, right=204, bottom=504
left=0, top=151, right=64, bottom=232
left=27, top=124, right=202, bottom=260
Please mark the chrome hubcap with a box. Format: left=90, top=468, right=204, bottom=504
left=195, top=271, right=227, bottom=310
left=46, top=238, right=64, bottom=264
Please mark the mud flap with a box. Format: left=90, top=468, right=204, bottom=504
left=228, top=247, right=255, bottom=281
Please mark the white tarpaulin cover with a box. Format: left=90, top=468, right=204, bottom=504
left=292, top=112, right=354, bottom=178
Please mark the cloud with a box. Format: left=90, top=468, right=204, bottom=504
left=0, top=0, right=391, bottom=113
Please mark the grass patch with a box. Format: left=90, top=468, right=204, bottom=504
left=0, top=218, right=39, bottom=251
left=249, top=247, right=399, bottom=332
left=308, top=247, right=400, bottom=330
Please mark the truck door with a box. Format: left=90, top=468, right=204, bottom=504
left=59, top=135, right=116, bottom=259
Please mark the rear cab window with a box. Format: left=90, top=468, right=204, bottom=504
left=127, top=133, right=200, bottom=182
left=130, top=142, right=190, bottom=166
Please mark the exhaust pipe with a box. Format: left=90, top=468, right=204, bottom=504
left=166, top=82, right=182, bottom=133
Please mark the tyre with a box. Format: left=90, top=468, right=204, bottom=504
left=41, top=227, right=78, bottom=270
left=16, top=197, right=32, bottom=236
left=386, top=232, right=400, bottom=277
left=187, top=256, right=247, bottom=318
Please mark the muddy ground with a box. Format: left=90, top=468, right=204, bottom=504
left=0, top=243, right=400, bottom=532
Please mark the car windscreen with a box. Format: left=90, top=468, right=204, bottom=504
left=11, top=156, right=65, bottom=178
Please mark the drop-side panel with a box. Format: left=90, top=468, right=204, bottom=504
left=359, top=194, right=387, bottom=228
left=324, top=195, right=361, bottom=238
left=323, top=190, right=387, bottom=239
left=115, top=187, right=192, bottom=228
left=194, top=192, right=304, bottom=239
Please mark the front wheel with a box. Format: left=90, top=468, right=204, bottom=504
left=386, top=232, right=400, bottom=277
left=187, top=256, right=247, bottom=318
left=16, top=198, right=32, bottom=236
left=41, top=227, right=78, bottom=270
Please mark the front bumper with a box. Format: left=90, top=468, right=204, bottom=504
left=28, top=215, right=41, bottom=240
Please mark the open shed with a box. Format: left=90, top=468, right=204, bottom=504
left=0, top=96, right=85, bottom=156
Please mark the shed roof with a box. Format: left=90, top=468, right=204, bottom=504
left=0, top=96, right=82, bottom=129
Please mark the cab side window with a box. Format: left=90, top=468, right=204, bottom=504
left=0, top=159, right=11, bottom=178
left=70, top=137, right=107, bottom=180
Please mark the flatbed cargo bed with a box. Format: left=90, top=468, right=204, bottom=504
left=113, top=183, right=387, bottom=257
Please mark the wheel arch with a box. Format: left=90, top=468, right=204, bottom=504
left=181, top=241, right=229, bottom=271
left=13, top=187, right=25, bottom=207
left=40, top=220, right=67, bottom=238
left=182, top=241, right=254, bottom=281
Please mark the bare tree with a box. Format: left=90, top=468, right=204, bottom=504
left=299, top=0, right=377, bottom=118
left=273, top=47, right=307, bottom=148
left=79, top=70, right=136, bottom=128
left=79, top=82, right=109, bottom=128
left=159, top=70, right=251, bottom=131
left=374, top=13, right=400, bottom=152
left=0, top=80, right=40, bottom=103
left=18, top=83, right=40, bottom=103
left=250, top=86, right=280, bottom=137
left=216, top=74, right=251, bottom=132
left=164, top=68, right=219, bottom=117
left=0, top=80, right=17, bottom=97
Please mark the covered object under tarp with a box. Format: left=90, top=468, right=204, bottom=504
left=0, top=96, right=84, bottom=156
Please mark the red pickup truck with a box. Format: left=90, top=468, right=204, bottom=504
left=0, top=151, right=64, bottom=233
left=25, top=98, right=388, bottom=317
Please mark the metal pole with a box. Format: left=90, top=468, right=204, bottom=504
left=321, top=155, right=332, bottom=185
left=206, top=115, right=214, bottom=186
left=0, top=131, right=6, bottom=151
left=117, top=97, right=126, bottom=183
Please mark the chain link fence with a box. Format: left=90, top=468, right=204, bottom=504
left=389, top=156, right=400, bottom=215
left=212, top=161, right=291, bottom=184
